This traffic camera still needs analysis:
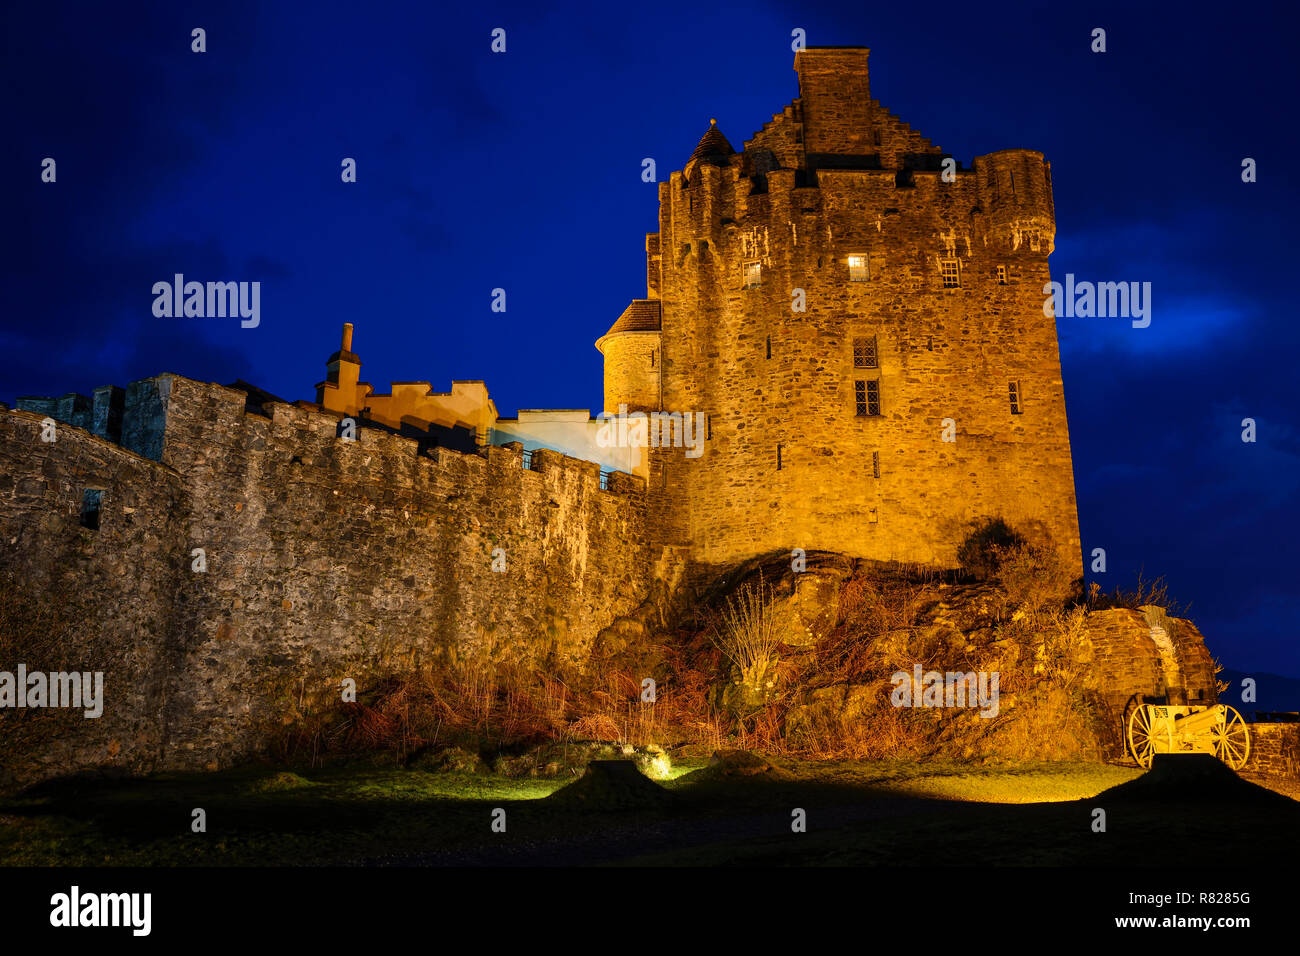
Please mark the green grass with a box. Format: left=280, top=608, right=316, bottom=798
left=8, top=757, right=1299, bottom=867
left=0, top=758, right=1150, bottom=867
left=0, top=764, right=570, bottom=866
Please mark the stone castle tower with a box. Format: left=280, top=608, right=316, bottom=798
left=598, top=47, right=1081, bottom=574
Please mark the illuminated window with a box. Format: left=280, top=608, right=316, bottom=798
left=1009, top=381, right=1023, bottom=415
left=853, top=336, right=878, bottom=369
left=848, top=254, right=869, bottom=282
left=742, top=260, right=762, bottom=289
left=997, top=264, right=1008, bottom=285
left=855, top=380, right=881, bottom=417
left=940, top=259, right=961, bottom=288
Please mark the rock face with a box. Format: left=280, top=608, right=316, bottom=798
left=701, top=556, right=1228, bottom=764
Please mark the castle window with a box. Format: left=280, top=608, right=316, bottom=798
left=766, top=335, right=772, bottom=359
left=1009, top=381, right=1023, bottom=415
left=855, top=380, right=881, bottom=417
left=742, top=260, right=762, bottom=289
left=649, top=349, right=655, bottom=369
left=80, top=489, right=102, bottom=530
left=707, top=414, right=712, bottom=440
left=872, top=128, right=882, bottom=147
left=848, top=254, right=869, bottom=282
left=698, top=240, right=708, bottom=254
left=599, top=469, right=611, bottom=491
left=872, top=450, right=880, bottom=478
left=853, top=336, right=878, bottom=369
left=997, top=265, right=1008, bottom=285
left=777, top=443, right=783, bottom=470
left=940, top=258, right=961, bottom=289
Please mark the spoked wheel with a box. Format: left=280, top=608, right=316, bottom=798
left=1127, top=704, right=1169, bottom=769
left=1211, top=705, right=1250, bottom=770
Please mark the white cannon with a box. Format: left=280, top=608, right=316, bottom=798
left=1126, top=701, right=1250, bottom=770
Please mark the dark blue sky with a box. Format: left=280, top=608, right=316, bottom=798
left=3, top=2, right=1297, bottom=674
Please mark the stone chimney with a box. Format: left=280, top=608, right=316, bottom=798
left=793, top=46, right=873, bottom=156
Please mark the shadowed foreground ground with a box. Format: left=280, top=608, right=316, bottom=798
left=2, top=758, right=1295, bottom=867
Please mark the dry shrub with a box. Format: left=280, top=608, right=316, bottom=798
left=994, top=541, right=1079, bottom=620
left=709, top=575, right=788, bottom=687
left=1087, top=570, right=1184, bottom=615
left=957, top=518, right=1025, bottom=579
left=783, top=680, right=922, bottom=759
left=978, top=683, right=1104, bottom=762
left=814, top=571, right=935, bottom=685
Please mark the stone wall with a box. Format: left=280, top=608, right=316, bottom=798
left=1244, top=722, right=1300, bottom=780
left=0, top=375, right=659, bottom=786
left=0, top=404, right=186, bottom=789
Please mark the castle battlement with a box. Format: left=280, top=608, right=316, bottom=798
left=16, top=372, right=646, bottom=505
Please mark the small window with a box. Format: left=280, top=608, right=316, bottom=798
left=940, top=259, right=961, bottom=289
left=742, top=260, right=762, bottom=289
left=766, top=335, right=772, bottom=359
left=872, top=128, right=882, bottom=147
left=649, top=349, right=655, bottom=369
left=681, top=242, right=690, bottom=256
left=706, top=414, right=712, bottom=440
left=855, top=381, right=882, bottom=417
left=80, top=489, right=102, bottom=530
left=847, top=254, right=869, bottom=282
left=871, top=450, right=880, bottom=478
left=997, top=264, right=1008, bottom=285
left=853, top=336, right=878, bottom=369
left=698, top=240, right=709, bottom=254
left=1009, top=381, right=1023, bottom=415
left=777, top=443, right=783, bottom=470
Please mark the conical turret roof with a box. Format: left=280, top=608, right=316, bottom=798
left=689, top=118, right=735, bottom=163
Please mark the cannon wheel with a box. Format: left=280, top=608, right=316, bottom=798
left=1127, top=704, right=1170, bottom=769
left=1211, top=705, right=1250, bottom=770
